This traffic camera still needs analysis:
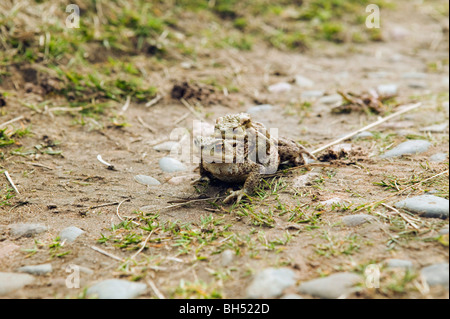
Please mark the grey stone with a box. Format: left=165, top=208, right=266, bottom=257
left=439, top=227, right=449, bottom=235
left=220, top=249, right=235, bottom=267
left=342, top=214, right=374, bottom=227
left=420, top=123, right=448, bottom=133
left=10, top=223, right=48, bottom=238
left=246, top=268, right=296, bottom=299
left=0, top=272, right=35, bottom=296
left=280, top=294, right=304, bottom=299
left=153, top=141, right=179, bottom=152
left=159, top=157, right=186, bottom=173
left=268, top=82, right=292, bottom=93
left=380, top=140, right=431, bottom=158
left=352, top=131, right=374, bottom=140
left=247, top=104, right=273, bottom=114
left=377, top=84, right=398, bottom=96
left=420, top=263, right=449, bottom=288
left=408, top=82, right=427, bottom=89
left=367, top=71, right=390, bottom=79
left=295, top=75, right=314, bottom=88
left=298, top=273, right=361, bottom=299
left=394, top=195, right=449, bottom=219
left=134, top=175, right=161, bottom=186
left=385, top=259, right=413, bottom=269
left=429, top=153, right=448, bottom=163
left=59, top=226, right=84, bottom=243
left=86, top=279, right=147, bottom=299
left=17, top=263, right=53, bottom=275
left=301, top=90, right=324, bottom=99
left=318, top=94, right=342, bottom=105
left=402, top=72, right=427, bottom=79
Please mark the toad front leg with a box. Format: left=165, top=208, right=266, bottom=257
left=223, top=164, right=261, bottom=204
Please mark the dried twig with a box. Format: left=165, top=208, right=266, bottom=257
left=148, top=279, right=166, bottom=299
left=129, top=230, right=154, bottom=260
left=382, top=203, right=420, bottom=230
left=116, top=198, right=139, bottom=226
left=311, top=102, right=422, bottom=155
left=137, top=116, right=155, bottom=133
left=0, top=115, right=24, bottom=129
left=145, top=94, right=163, bottom=107
left=180, top=98, right=204, bottom=121
left=4, top=171, right=20, bottom=195
left=90, top=245, right=124, bottom=262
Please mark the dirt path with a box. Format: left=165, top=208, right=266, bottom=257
left=0, top=1, right=448, bottom=298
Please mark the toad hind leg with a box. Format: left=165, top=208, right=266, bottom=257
left=223, top=165, right=261, bottom=204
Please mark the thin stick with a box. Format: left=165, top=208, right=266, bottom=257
left=90, top=245, right=124, bottom=262
left=25, top=162, right=54, bottom=170
left=120, top=95, right=131, bottom=114
left=356, top=169, right=449, bottom=213
left=382, top=203, right=420, bottom=230
left=148, top=279, right=166, bottom=299
left=145, top=94, right=163, bottom=107
left=4, top=171, right=20, bottom=194
left=180, top=98, right=204, bottom=121
left=137, top=116, right=155, bottom=133
left=116, top=198, right=139, bottom=226
left=129, top=230, right=154, bottom=260
left=311, top=102, right=422, bottom=155
left=0, top=115, right=24, bottom=128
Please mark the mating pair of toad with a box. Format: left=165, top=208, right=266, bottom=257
left=194, top=113, right=315, bottom=203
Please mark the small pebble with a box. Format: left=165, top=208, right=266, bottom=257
left=159, top=157, right=186, bottom=173
left=295, top=75, right=314, bottom=88
left=419, top=123, right=448, bottom=133
left=380, top=140, right=431, bottom=158
left=429, top=152, right=448, bottom=163
left=9, top=223, right=48, bottom=238
left=17, top=263, right=53, bottom=275
left=318, top=94, right=342, bottom=105
left=280, top=294, right=304, bottom=299
left=268, top=82, right=292, bottom=93
left=247, top=104, right=273, bottom=114
left=301, top=90, right=324, bottom=99
left=220, top=249, right=235, bottom=267
left=367, top=71, right=390, bottom=79
left=298, top=273, right=361, bottom=299
left=86, top=279, right=147, bottom=299
left=320, top=197, right=347, bottom=207
left=153, top=141, right=179, bottom=152
left=377, top=84, right=398, bottom=96
left=0, top=272, right=35, bottom=296
left=384, top=259, right=413, bottom=269
left=420, top=263, right=449, bottom=288
left=408, top=82, right=427, bottom=89
left=401, top=72, right=427, bottom=79
left=246, top=268, right=296, bottom=299
left=341, top=214, right=373, bottom=227
left=352, top=131, right=374, bottom=140
left=134, top=175, right=161, bottom=186
left=394, top=195, right=449, bottom=219
left=59, top=226, right=84, bottom=243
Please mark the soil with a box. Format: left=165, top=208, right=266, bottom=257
left=0, top=3, right=448, bottom=298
